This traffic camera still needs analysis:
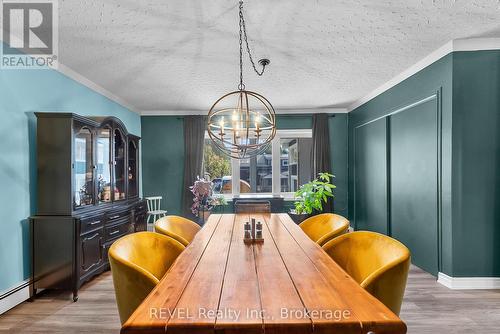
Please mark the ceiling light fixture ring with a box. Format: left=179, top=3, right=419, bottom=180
left=207, top=0, right=276, bottom=160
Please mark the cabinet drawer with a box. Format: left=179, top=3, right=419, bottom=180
left=105, top=221, right=131, bottom=241
left=80, top=216, right=105, bottom=235
left=107, top=210, right=130, bottom=223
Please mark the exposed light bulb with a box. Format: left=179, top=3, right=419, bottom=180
left=219, top=117, right=224, bottom=135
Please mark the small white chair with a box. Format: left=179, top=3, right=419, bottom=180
left=145, top=196, right=167, bottom=225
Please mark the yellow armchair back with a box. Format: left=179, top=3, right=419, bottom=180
left=322, top=231, right=410, bottom=315
left=154, top=215, right=201, bottom=247
left=299, top=213, right=350, bottom=246
left=108, top=232, right=185, bottom=324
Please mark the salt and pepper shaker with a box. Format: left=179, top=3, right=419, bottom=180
left=255, top=221, right=263, bottom=239
left=243, top=218, right=264, bottom=243
left=244, top=221, right=252, bottom=240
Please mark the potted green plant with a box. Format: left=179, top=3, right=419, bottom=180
left=289, top=172, right=336, bottom=224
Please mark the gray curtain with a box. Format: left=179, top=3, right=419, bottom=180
left=311, top=113, right=333, bottom=212
left=182, top=115, right=206, bottom=218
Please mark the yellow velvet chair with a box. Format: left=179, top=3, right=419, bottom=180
left=322, top=231, right=411, bottom=315
left=299, top=213, right=350, bottom=246
left=108, top=232, right=185, bottom=324
left=154, top=215, right=201, bottom=247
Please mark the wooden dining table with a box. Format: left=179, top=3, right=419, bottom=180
left=122, top=213, right=406, bottom=334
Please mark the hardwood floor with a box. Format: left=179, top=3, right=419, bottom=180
left=1, top=266, right=499, bottom=333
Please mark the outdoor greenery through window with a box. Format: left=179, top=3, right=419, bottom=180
left=203, top=130, right=312, bottom=196
left=203, top=138, right=232, bottom=194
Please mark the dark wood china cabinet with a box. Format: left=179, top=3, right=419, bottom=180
left=31, top=113, right=146, bottom=301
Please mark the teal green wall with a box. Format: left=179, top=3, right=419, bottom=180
left=349, top=53, right=453, bottom=275
left=349, top=50, right=500, bottom=277
left=451, top=51, right=500, bottom=277
left=329, top=114, right=349, bottom=218
left=141, top=116, right=185, bottom=216
left=0, top=68, right=140, bottom=293
left=141, top=114, right=349, bottom=217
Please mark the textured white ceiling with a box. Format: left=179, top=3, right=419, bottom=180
left=58, top=0, right=500, bottom=113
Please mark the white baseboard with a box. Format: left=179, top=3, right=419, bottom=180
left=0, top=280, right=30, bottom=315
left=438, top=272, right=500, bottom=290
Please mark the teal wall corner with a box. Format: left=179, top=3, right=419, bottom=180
left=348, top=50, right=500, bottom=278
left=141, top=116, right=185, bottom=216
left=329, top=114, right=349, bottom=218
left=348, top=53, right=453, bottom=276
left=450, top=51, right=500, bottom=277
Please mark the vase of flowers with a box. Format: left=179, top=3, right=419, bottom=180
left=190, top=177, right=227, bottom=225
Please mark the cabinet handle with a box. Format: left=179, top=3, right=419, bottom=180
left=90, top=220, right=101, bottom=225
left=109, top=230, right=121, bottom=236
left=83, top=232, right=100, bottom=242
left=109, top=215, right=120, bottom=219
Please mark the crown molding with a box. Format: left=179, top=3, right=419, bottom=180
left=348, top=38, right=500, bottom=112
left=57, top=63, right=138, bottom=113
left=1, top=34, right=138, bottom=113
left=4, top=34, right=500, bottom=116
left=140, top=107, right=348, bottom=116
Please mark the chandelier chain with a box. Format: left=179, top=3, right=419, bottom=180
left=238, top=0, right=265, bottom=90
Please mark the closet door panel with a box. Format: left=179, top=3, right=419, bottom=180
left=390, top=99, right=438, bottom=275
left=354, top=119, right=388, bottom=234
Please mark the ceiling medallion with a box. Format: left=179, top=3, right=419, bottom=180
left=207, top=0, right=276, bottom=159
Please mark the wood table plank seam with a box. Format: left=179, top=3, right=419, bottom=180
left=166, top=214, right=235, bottom=332
left=250, top=232, right=270, bottom=333
left=159, top=214, right=224, bottom=334
left=275, top=214, right=370, bottom=333
left=213, top=214, right=240, bottom=332
left=276, top=213, right=403, bottom=334
left=261, top=215, right=314, bottom=332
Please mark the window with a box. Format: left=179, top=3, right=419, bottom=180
left=239, top=143, right=272, bottom=193
left=203, top=129, right=312, bottom=197
left=203, top=137, right=232, bottom=194
left=279, top=137, right=312, bottom=193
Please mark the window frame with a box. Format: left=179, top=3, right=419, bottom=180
left=205, top=129, right=312, bottom=199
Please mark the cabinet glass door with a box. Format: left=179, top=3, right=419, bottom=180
left=96, top=127, right=112, bottom=203
left=74, top=124, right=94, bottom=208
left=128, top=140, right=138, bottom=198
left=114, top=129, right=126, bottom=201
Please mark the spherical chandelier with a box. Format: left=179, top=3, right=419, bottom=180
left=207, top=0, right=276, bottom=159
